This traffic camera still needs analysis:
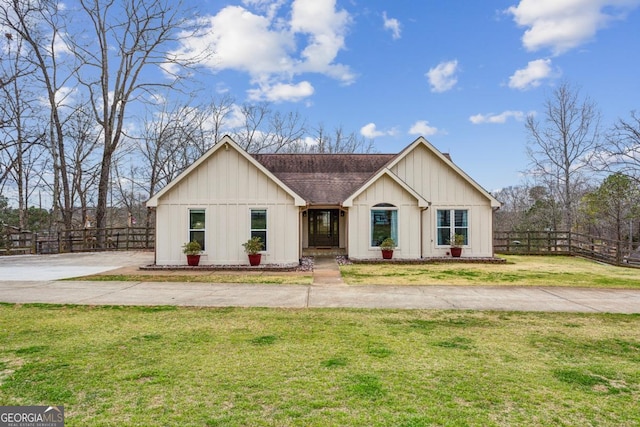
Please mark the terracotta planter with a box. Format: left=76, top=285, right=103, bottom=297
left=186, top=254, right=201, bottom=266
left=248, top=253, right=262, bottom=266
left=381, top=249, right=394, bottom=259
left=450, top=247, right=462, bottom=258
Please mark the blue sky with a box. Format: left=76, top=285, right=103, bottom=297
left=173, top=0, right=640, bottom=191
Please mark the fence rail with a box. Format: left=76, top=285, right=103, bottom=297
left=0, top=227, right=155, bottom=254
left=2, top=227, right=638, bottom=267
left=494, top=230, right=638, bottom=266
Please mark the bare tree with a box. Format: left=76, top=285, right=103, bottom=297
left=64, top=105, right=102, bottom=227
left=233, top=102, right=271, bottom=153
left=0, top=28, right=47, bottom=229
left=72, top=0, right=206, bottom=245
left=492, top=185, right=531, bottom=231
left=204, top=94, right=236, bottom=147
left=294, top=123, right=375, bottom=153
left=137, top=99, right=212, bottom=200
left=260, top=110, right=307, bottom=153
left=525, top=82, right=601, bottom=230
left=600, top=111, right=640, bottom=183
left=229, top=102, right=308, bottom=153
left=0, top=0, right=78, bottom=234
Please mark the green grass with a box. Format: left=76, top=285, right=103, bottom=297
left=72, top=255, right=640, bottom=288
left=341, top=255, right=640, bottom=288
left=1, top=304, right=639, bottom=426
left=72, top=272, right=313, bottom=285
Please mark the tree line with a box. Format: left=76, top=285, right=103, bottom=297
left=494, top=82, right=640, bottom=248
left=0, top=0, right=372, bottom=241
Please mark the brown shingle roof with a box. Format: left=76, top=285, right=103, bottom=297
left=253, top=154, right=396, bottom=205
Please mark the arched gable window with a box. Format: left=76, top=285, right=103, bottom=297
left=371, top=203, right=398, bottom=247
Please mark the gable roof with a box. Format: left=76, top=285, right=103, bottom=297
left=258, top=137, right=500, bottom=208
left=148, top=135, right=500, bottom=210
left=369, top=136, right=501, bottom=208
left=253, top=153, right=395, bottom=205
left=147, top=135, right=306, bottom=207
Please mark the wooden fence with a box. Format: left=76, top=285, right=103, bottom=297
left=0, top=227, right=155, bottom=255
left=494, top=230, right=639, bottom=266
left=2, top=227, right=638, bottom=268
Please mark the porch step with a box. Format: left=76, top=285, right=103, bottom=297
left=303, top=248, right=347, bottom=257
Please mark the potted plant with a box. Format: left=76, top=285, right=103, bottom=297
left=182, top=240, right=202, bottom=266
left=380, top=237, right=396, bottom=260
left=242, top=236, right=264, bottom=266
left=450, top=234, right=465, bottom=258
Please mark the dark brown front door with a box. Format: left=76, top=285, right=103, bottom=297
left=309, top=209, right=339, bottom=247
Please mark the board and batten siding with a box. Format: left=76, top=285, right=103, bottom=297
left=154, top=146, right=299, bottom=265
left=348, top=174, right=423, bottom=260
left=390, top=143, right=496, bottom=258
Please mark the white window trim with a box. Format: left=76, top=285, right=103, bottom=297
left=435, top=208, right=469, bottom=248
left=369, top=204, right=399, bottom=249
left=188, top=207, right=207, bottom=253
left=249, top=207, right=268, bottom=253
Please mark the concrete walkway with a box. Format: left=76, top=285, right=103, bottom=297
left=1, top=279, right=640, bottom=313
left=1, top=251, right=640, bottom=313
left=312, top=256, right=344, bottom=286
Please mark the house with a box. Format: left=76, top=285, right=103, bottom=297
left=146, top=135, right=501, bottom=265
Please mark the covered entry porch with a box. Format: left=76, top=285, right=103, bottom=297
left=301, top=208, right=347, bottom=256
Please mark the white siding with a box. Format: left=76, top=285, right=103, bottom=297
left=348, top=175, right=422, bottom=259
left=391, top=144, right=495, bottom=258
left=154, top=147, right=299, bottom=265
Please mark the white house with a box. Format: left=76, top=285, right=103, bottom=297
left=146, top=135, right=501, bottom=266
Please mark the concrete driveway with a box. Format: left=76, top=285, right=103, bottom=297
left=0, top=251, right=154, bottom=281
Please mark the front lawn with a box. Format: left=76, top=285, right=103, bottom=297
left=1, top=304, right=639, bottom=426
left=341, top=255, right=640, bottom=288
left=75, top=271, right=313, bottom=285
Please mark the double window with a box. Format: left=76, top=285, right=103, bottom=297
left=250, top=209, right=267, bottom=251
left=436, top=209, right=468, bottom=246
left=189, top=209, right=206, bottom=250
left=371, top=203, right=398, bottom=247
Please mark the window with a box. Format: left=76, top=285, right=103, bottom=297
left=437, top=209, right=468, bottom=246
left=371, top=203, right=398, bottom=247
left=250, top=209, right=267, bottom=251
left=189, top=209, right=206, bottom=250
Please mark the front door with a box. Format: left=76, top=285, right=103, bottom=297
left=308, top=209, right=339, bottom=247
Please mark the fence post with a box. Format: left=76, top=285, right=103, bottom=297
left=616, top=239, right=622, bottom=265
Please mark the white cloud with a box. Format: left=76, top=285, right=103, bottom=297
left=507, top=0, right=640, bottom=55
left=426, top=60, right=459, bottom=93
left=508, top=58, right=554, bottom=90
left=408, top=120, right=438, bottom=136
left=360, top=122, right=396, bottom=139
left=39, top=86, right=77, bottom=108
left=291, top=0, right=354, bottom=81
left=469, top=110, right=526, bottom=124
left=383, top=12, right=401, bottom=40
left=300, top=136, right=319, bottom=147
left=247, top=80, right=314, bottom=102
left=183, top=7, right=294, bottom=76
left=168, top=0, right=354, bottom=102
